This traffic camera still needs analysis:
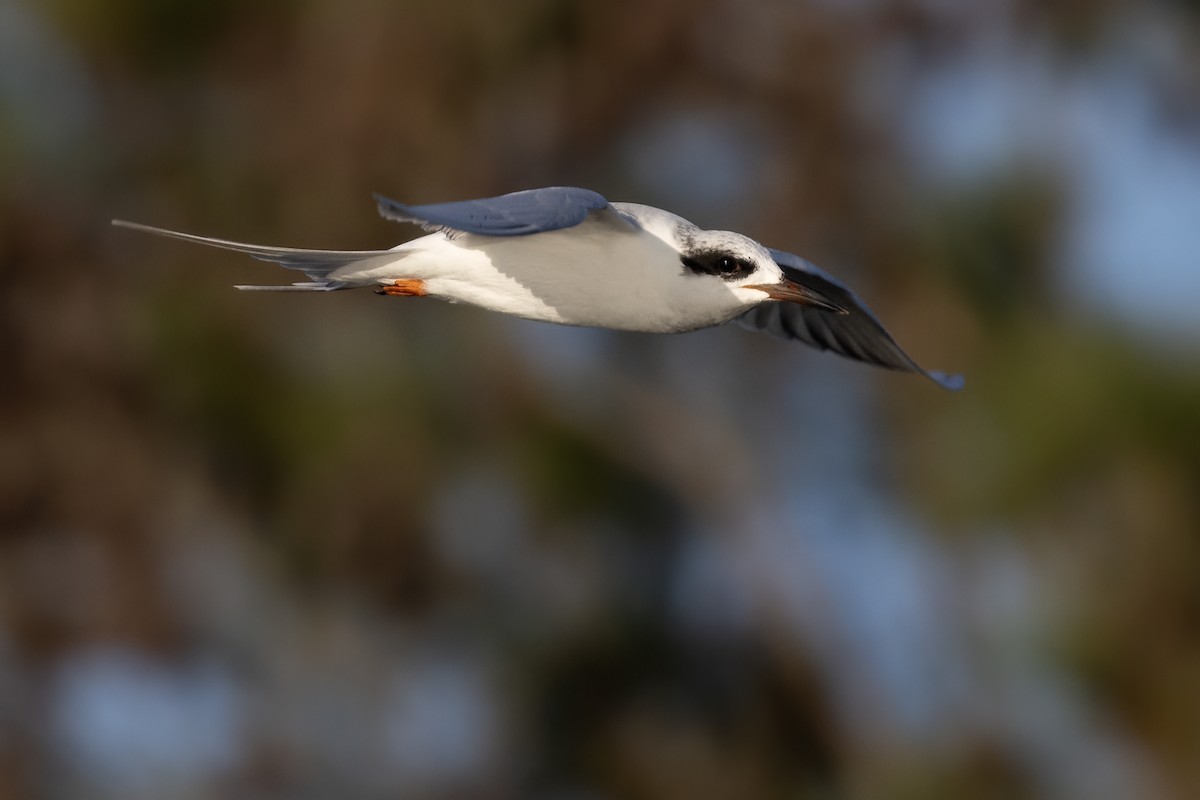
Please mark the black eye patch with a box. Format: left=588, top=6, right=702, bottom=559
left=681, top=252, right=755, bottom=281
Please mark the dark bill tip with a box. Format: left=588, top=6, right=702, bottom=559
left=745, top=279, right=848, bottom=314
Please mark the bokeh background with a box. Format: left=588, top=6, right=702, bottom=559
left=3, top=1, right=1200, bottom=798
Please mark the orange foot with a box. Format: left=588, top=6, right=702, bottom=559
left=377, top=279, right=428, bottom=297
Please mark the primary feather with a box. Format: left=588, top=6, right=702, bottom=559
left=110, top=220, right=396, bottom=290
left=738, top=249, right=964, bottom=391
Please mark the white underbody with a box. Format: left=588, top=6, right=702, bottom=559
left=326, top=205, right=765, bottom=333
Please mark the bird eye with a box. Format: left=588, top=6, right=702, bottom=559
left=681, top=252, right=754, bottom=281
left=715, top=261, right=744, bottom=280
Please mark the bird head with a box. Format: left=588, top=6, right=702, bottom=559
left=679, top=231, right=846, bottom=315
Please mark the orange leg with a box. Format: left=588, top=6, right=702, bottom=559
left=376, top=279, right=428, bottom=297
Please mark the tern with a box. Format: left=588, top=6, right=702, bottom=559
left=114, top=186, right=962, bottom=389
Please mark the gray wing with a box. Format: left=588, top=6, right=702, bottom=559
left=738, top=249, right=964, bottom=391
left=110, top=220, right=395, bottom=290
left=111, top=220, right=395, bottom=273
left=374, top=186, right=617, bottom=236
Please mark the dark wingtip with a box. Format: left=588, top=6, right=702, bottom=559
left=927, top=371, right=965, bottom=391
left=112, top=219, right=153, bottom=232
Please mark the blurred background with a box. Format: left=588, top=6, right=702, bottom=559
left=2, top=0, right=1199, bottom=798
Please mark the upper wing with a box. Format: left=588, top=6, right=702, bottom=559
left=373, top=186, right=620, bottom=236
left=738, top=249, right=964, bottom=390
left=110, top=219, right=397, bottom=290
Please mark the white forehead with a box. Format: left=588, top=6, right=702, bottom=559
left=612, top=202, right=779, bottom=280
left=689, top=230, right=772, bottom=262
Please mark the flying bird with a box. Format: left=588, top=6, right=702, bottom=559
left=113, top=187, right=962, bottom=389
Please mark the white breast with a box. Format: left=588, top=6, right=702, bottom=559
left=329, top=213, right=753, bottom=333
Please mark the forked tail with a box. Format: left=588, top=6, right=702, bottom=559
left=111, top=220, right=398, bottom=291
